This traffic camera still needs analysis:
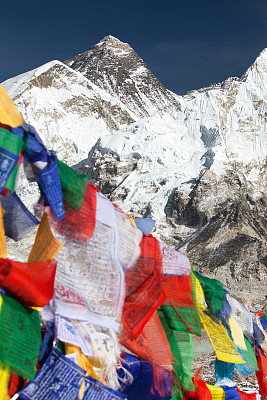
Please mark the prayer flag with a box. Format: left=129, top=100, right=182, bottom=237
left=122, top=235, right=166, bottom=338
left=199, top=309, right=244, bottom=364
left=19, top=347, right=85, bottom=400
left=28, top=212, right=63, bottom=262
left=0, top=367, right=10, bottom=400
left=37, top=152, right=65, bottom=221
left=0, top=294, right=41, bottom=380
left=57, top=159, right=88, bottom=210
left=0, top=128, right=23, bottom=194
left=53, top=218, right=125, bottom=332
left=82, top=374, right=125, bottom=400
left=117, top=352, right=154, bottom=400
left=55, top=315, right=93, bottom=356
left=215, top=359, right=235, bottom=383
left=206, top=384, right=225, bottom=399
left=159, top=241, right=191, bottom=276
left=0, top=203, right=7, bottom=258
left=45, top=183, right=97, bottom=242
left=0, top=258, right=57, bottom=307
left=1, top=191, right=39, bottom=242
left=194, top=272, right=225, bottom=318
left=220, top=386, right=241, bottom=400
left=0, top=86, right=24, bottom=128
left=134, top=218, right=156, bottom=236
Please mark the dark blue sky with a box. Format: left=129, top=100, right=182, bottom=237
left=1, top=0, right=266, bottom=94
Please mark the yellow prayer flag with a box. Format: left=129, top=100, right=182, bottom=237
left=28, top=213, right=63, bottom=262
left=0, top=367, right=10, bottom=400
left=206, top=384, right=225, bottom=400
left=229, top=316, right=246, bottom=350
left=199, top=309, right=245, bottom=364
left=194, top=275, right=206, bottom=309
left=65, top=343, right=106, bottom=399
left=0, top=86, right=24, bottom=128
left=0, top=203, right=7, bottom=258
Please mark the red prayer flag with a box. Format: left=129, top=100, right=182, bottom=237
left=121, top=235, right=166, bottom=338
left=45, top=183, right=97, bottom=242
left=0, top=258, right=57, bottom=307
left=236, top=389, right=257, bottom=400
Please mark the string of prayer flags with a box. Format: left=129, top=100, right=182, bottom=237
left=18, top=348, right=86, bottom=400
left=28, top=212, right=63, bottom=262
left=0, top=128, right=24, bottom=194
left=45, top=183, right=97, bottom=242
left=134, top=218, right=156, bottom=236
left=37, top=152, right=65, bottom=221
left=122, top=235, right=166, bottom=338
left=57, top=159, right=89, bottom=211
left=159, top=241, right=191, bottom=277
left=55, top=315, right=93, bottom=356
left=0, top=294, right=41, bottom=380
left=1, top=191, right=39, bottom=241
left=0, top=258, right=57, bottom=307
left=0, top=86, right=24, bottom=128
left=0, top=203, right=7, bottom=258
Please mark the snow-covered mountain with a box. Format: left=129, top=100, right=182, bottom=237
left=1, top=38, right=267, bottom=300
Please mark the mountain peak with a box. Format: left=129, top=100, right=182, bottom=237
left=95, top=35, right=133, bottom=55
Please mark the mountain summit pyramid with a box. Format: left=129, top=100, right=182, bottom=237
left=64, top=35, right=181, bottom=118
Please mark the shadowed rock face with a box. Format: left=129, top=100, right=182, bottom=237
left=162, top=167, right=267, bottom=291
left=65, top=35, right=181, bottom=119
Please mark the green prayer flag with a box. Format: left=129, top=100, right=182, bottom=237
left=0, top=128, right=24, bottom=193
left=238, top=335, right=258, bottom=371
left=158, top=308, right=195, bottom=394
left=160, top=305, right=201, bottom=337
left=0, top=294, right=41, bottom=380
left=193, top=271, right=225, bottom=318
left=57, top=159, right=89, bottom=210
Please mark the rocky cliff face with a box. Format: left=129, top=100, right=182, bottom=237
left=65, top=35, right=181, bottom=119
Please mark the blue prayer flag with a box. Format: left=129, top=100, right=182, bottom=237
left=82, top=375, right=125, bottom=399
left=135, top=218, right=156, bottom=236
left=37, top=153, right=65, bottom=221
left=19, top=347, right=85, bottom=400
left=1, top=191, right=39, bottom=241
left=215, top=359, right=235, bottom=383
left=221, top=386, right=242, bottom=400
